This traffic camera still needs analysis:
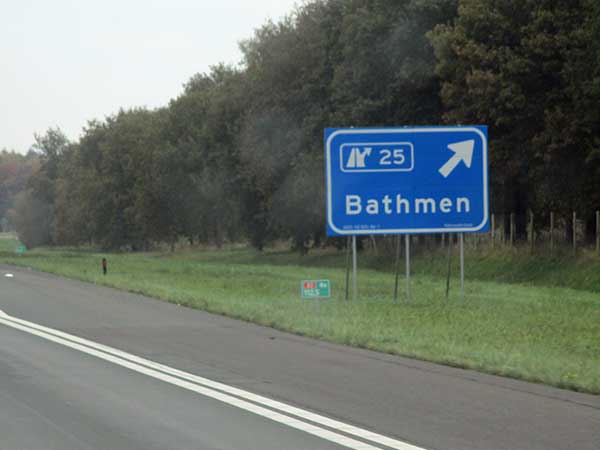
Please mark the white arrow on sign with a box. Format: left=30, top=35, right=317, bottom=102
left=438, top=140, right=475, bottom=178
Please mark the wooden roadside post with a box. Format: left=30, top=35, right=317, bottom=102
left=529, top=210, right=534, bottom=254
left=491, top=214, right=495, bottom=249
left=550, top=211, right=554, bottom=255
left=370, top=235, right=378, bottom=256
left=510, top=212, right=515, bottom=247
left=573, top=212, right=577, bottom=257
left=596, top=210, right=600, bottom=255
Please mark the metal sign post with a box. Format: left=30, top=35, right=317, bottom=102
left=445, top=234, right=452, bottom=300
left=393, top=235, right=401, bottom=303
left=352, top=235, right=358, bottom=301
left=459, top=233, right=465, bottom=297
left=344, top=236, right=351, bottom=301
left=405, top=234, right=411, bottom=302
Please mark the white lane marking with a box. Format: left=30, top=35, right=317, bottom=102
left=4, top=273, right=14, bottom=278
left=0, top=309, right=7, bottom=317
left=0, top=313, right=427, bottom=450
left=0, top=316, right=377, bottom=450
left=1, top=312, right=423, bottom=450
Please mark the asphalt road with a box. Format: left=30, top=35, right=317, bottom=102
left=0, top=324, right=352, bottom=450
left=0, top=264, right=598, bottom=450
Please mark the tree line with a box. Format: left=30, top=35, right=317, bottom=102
left=4, top=0, right=600, bottom=251
left=0, top=150, right=39, bottom=233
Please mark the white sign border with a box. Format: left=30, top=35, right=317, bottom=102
left=325, top=127, right=489, bottom=235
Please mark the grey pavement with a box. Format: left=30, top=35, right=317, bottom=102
left=0, top=325, right=347, bottom=450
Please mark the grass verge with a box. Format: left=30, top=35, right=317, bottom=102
left=0, top=236, right=598, bottom=394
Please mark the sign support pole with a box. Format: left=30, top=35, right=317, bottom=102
left=445, top=234, right=452, bottom=300
left=352, top=235, right=358, bottom=301
left=345, top=236, right=351, bottom=301
left=393, top=235, right=401, bottom=303
left=459, top=233, right=465, bottom=297
left=405, top=234, right=410, bottom=303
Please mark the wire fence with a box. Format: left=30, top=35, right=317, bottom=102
left=361, top=210, right=600, bottom=258
left=487, top=211, right=600, bottom=256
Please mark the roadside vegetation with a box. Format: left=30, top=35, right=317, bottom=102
left=1, top=235, right=598, bottom=395
left=2, top=1, right=600, bottom=253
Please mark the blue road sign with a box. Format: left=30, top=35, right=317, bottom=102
left=325, top=126, right=489, bottom=236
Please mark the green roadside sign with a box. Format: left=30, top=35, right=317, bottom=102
left=301, top=280, right=331, bottom=299
left=15, top=245, right=26, bottom=254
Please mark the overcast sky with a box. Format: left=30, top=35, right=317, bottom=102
left=1, top=0, right=300, bottom=153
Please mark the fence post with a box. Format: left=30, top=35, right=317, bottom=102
left=510, top=212, right=515, bottom=247
left=573, top=212, right=577, bottom=257
left=596, top=210, right=599, bottom=255
left=550, top=211, right=554, bottom=255
left=370, top=235, right=378, bottom=256
left=491, top=214, right=495, bottom=249
left=529, top=210, right=534, bottom=254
